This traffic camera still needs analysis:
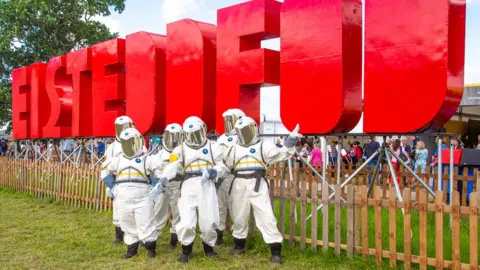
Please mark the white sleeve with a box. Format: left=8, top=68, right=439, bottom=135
left=262, top=141, right=295, bottom=164
left=100, top=157, right=118, bottom=179
left=104, top=144, right=114, bottom=160
left=224, top=145, right=235, bottom=170
left=211, top=141, right=227, bottom=178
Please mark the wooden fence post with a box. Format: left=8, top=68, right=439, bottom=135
left=361, top=185, right=368, bottom=258
left=389, top=186, right=397, bottom=267
left=451, top=191, right=460, bottom=270
left=311, top=181, right=318, bottom=250
left=334, top=185, right=341, bottom=255
left=418, top=189, right=427, bottom=270
left=289, top=172, right=296, bottom=248
left=300, top=174, right=307, bottom=251
left=435, top=190, right=444, bottom=269
left=470, top=192, right=478, bottom=269
left=374, top=186, right=382, bottom=265
left=347, top=185, right=354, bottom=257
left=322, top=181, right=329, bottom=252
left=403, top=188, right=412, bottom=270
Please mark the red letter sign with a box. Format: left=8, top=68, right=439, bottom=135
left=126, top=32, right=167, bottom=135
left=11, top=67, right=31, bottom=139
left=166, top=19, right=217, bottom=130
left=91, top=38, right=126, bottom=137
left=67, top=48, right=93, bottom=138
left=280, top=0, right=362, bottom=134
left=30, top=63, right=49, bottom=139
left=43, top=56, right=73, bottom=138
left=216, top=0, right=281, bottom=133
left=364, top=0, right=466, bottom=133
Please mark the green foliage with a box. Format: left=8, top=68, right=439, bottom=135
left=0, top=0, right=126, bottom=132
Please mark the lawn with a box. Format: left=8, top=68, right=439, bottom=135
left=0, top=188, right=386, bottom=270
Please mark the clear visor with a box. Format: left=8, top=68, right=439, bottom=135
left=121, top=136, right=144, bottom=158
left=184, top=127, right=206, bottom=148
left=163, top=130, right=184, bottom=151
left=223, top=115, right=238, bottom=135
left=235, top=124, right=258, bottom=146
left=115, top=122, right=133, bottom=140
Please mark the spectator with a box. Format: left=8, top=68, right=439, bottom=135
left=452, top=138, right=463, bottom=150
left=0, top=139, right=6, bottom=156
left=329, top=140, right=338, bottom=165
left=430, top=137, right=448, bottom=167
left=389, top=139, right=402, bottom=184
left=62, top=139, right=73, bottom=154
left=414, top=141, right=428, bottom=173
left=97, top=139, right=106, bottom=158
left=311, top=143, right=322, bottom=167
left=364, top=136, right=380, bottom=181
left=348, top=142, right=362, bottom=165
left=401, top=137, right=412, bottom=157
left=298, top=143, right=310, bottom=167
left=477, top=135, right=480, bottom=149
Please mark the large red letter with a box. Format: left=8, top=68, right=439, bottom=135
left=43, top=56, right=73, bottom=138
left=216, top=0, right=281, bottom=133
left=166, top=19, right=217, bottom=130
left=67, top=48, right=93, bottom=138
left=91, top=38, right=126, bottom=137
left=126, top=32, right=167, bottom=135
left=11, top=67, right=31, bottom=139
left=30, top=63, right=49, bottom=139
left=364, top=1, right=466, bottom=133
left=280, top=0, right=362, bottom=134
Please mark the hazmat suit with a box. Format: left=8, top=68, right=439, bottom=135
left=100, top=128, right=167, bottom=259
left=224, top=117, right=301, bottom=264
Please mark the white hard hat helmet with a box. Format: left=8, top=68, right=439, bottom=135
left=114, top=116, right=135, bottom=141
left=222, top=109, right=246, bottom=136
left=163, top=123, right=183, bottom=152
left=234, top=116, right=259, bottom=147
left=119, top=128, right=145, bottom=159
left=183, top=116, right=207, bottom=149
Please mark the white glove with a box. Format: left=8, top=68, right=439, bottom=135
left=149, top=183, right=164, bottom=199
left=107, top=186, right=117, bottom=199
left=285, top=124, right=301, bottom=148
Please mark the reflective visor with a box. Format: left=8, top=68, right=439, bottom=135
left=115, top=122, right=133, bottom=140
left=235, top=124, right=258, bottom=146
left=121, top=136, right=143, bottom=158
left=223, top=115, right=238, bottom=135
left=184, top=127, right=206, bottom=148
left=163, top=130, right=183, bottom=151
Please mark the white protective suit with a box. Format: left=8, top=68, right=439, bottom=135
left=170, top=140, right=227, bottom=247
left=101, top=153, right=162, bottom=246
left=216, top=133, right=237, bottom=232
left=153, top=148, right=180, bottom=234
left=225, top=140, right=295, bottom=244
left=104, top=141, right=122, bottom=227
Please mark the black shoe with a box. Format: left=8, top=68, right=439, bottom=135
left=112, top=226, right=124, bottom=245
left=145, top=241, right=157, bottom=258
left=203, top=241, right=218, bottom=257
left=123, top=242, right=139, bottom=259
left=269, top=243, right=282, bottom=264
left=169, top=233, right=178, bottom=249
left=232, top=238, right=246, bottom=255
left=178, top=243, right=193, bottom=263
left=215, top=229, right=224, bottom=245
left=139, top=242, right=145, bottom=247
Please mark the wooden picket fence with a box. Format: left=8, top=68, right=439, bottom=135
left=0, top=157, right=479, bottom=269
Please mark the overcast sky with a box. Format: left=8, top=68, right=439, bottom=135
left=94, top=0, right=480, bottom=132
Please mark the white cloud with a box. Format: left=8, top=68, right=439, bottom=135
left=465, top=65, right=480, bottom=84
left=161, top=0, right=204, bottom=24
left=93, top=16, right=121, bottom=34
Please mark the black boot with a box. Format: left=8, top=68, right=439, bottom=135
left=215, top=229, right=224, bottom=245
left=203, top=241, right=218, bottom=258
left=269, top=243, right=282, bottom=264
left=123, top=242, right=139, bottom=259
left=232, top=238, right=246, bottom=255
left=178, top=243, right=193, bottom=263
left=112, top=226, right=124, bottom=245
left=169, top=233, right=178, bottom=249
left=145, top=241, right=157, bottom=258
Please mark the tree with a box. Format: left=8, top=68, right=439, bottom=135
left=0, top=0, right=126, bottom=134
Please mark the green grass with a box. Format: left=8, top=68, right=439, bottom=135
left=274, top=199, right=480, bottom=265
left=0, top=188, right=387, bottom=270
